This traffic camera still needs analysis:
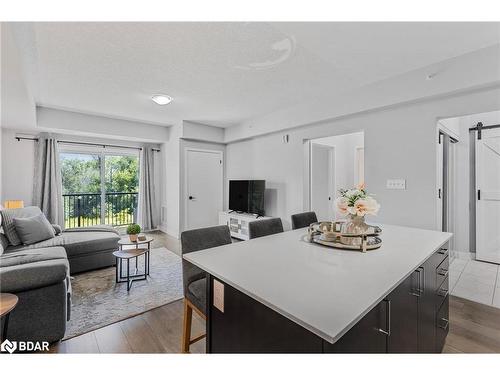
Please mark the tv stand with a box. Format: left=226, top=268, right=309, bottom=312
left=219, top=211, right=271, bottom=241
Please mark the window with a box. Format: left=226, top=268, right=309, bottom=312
left=60, top=147, right=139, bottom=228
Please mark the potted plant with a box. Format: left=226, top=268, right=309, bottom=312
left=126, top=223, right=141, bottom=242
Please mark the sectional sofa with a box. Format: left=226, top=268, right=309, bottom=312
left=0, top=206, right=120, bottom=343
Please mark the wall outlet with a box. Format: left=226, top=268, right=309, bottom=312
left=387, top=179, right=406, bottom=190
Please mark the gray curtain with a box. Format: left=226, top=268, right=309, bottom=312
left=138, top=146, right=159, bottom=230
left=33, top=133, right=64, bottom=226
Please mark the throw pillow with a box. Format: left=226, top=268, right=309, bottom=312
left=1, top=206, right=44, bottom=246
left=52, top=224, right=62, bottom=235
left=13, top=213, right=56, bottom=245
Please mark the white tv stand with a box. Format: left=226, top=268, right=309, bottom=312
left=219, top=211, right=271, bottom=241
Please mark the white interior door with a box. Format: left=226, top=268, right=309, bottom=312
left=185, top=149, right=223, bottom=230
left=310, top=143, right=334, bottom=221
left=476, top=129, right=500, bottom=264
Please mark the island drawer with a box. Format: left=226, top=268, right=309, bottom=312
left=436, top=256, right=449, bottom=288
left=436, top=276, right=449, bottom=309
left=432, top=247, right=449, bottom=266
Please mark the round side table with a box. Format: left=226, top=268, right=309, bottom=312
left=114, top=237, right=154, bottom=291
left=0, top=293, right=18, bottom=341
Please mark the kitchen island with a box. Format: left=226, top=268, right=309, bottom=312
left=183, top=224, right=452, bottom=353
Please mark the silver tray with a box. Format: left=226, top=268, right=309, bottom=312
left=306, top=221, right=382, bottom=252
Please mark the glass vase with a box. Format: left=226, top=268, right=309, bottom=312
left=340, top=214, right=369, bottom=246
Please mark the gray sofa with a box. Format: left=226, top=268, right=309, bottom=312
left=0, top=206, right=120, bottom=343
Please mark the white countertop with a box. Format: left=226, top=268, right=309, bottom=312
left=183, top=224, right=452, bottom=344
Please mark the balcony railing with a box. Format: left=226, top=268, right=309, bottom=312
left=63, top=192, right=138, bottom=228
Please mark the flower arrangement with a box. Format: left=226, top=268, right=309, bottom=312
left=335, top=186, right=380, bottom=217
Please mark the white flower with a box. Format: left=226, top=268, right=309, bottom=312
left=354, top=197, right=380, bottom=217
left=335, top=197, right=349, bottom=215
left=347, top=206, right=357, bottom=215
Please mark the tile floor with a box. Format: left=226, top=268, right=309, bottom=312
left=450, top=257, right=500, bottom=307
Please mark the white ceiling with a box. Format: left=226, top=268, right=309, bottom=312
left=8, top=22, right=500, bottom=128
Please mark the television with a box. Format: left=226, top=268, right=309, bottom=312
left=229, top=180, right=265, bottom=216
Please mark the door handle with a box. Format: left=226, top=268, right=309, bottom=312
left=438, top=248, right=448, bottom=255
left=378, top=299, right=391, bottom=336
left=188, top=196, right=196, bottom=201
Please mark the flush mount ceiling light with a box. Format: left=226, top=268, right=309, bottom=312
left=151, top=94, right=173, bottom=105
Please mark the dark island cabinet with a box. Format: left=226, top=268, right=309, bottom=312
left=386, top=269, right=420, bottom=352
left=206, top=247, right=449, bottom=353
left=323, top=300, right=388, bottom=353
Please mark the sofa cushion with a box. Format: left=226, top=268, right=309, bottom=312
left=0, top=233, right=8, bottom=255
left=6, top=231, right=120, bottom=258
left=1, top=206, right=44, bottom=246
left=0, top=246, right=69, bottom=292
left=14, top=213, right=56, bottom=245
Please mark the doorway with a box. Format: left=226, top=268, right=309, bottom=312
left=184, top=148, right=224, bottom=230
left=436, top=111, right=500, bottom=308
left=308, top=131, right=364, bottom=221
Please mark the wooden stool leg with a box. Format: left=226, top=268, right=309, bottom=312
left=182, top=299, right=193, bottom=353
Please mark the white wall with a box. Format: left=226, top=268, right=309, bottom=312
left=1, top=128, right=36, bottom=205
left=182, top=121, right=225, bottom=144
left=37, top=107, right=170, bottom=143
left=226, top=87, right=500, bottom=231
left=161, top=125, right=181, bottom=238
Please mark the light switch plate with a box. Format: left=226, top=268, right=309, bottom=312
left=387, top=179, right=406, bottom=190
left=213, top=279, right=225, bottom=313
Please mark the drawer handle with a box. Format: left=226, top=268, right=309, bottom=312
left=438, top=317, right=449, bottom=330
left=438, top=248, right=448, bottom=255
left=378, top=299, right=391, bottom=336
left=437, top=268, right=448, bottom=277
left=437, top=288, right=449, bottom=298
left=411, top=268, right=424, bottom=297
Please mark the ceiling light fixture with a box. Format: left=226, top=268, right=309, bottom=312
left=151, top=94, right=173, bottom=105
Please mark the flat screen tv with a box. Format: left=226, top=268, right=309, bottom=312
left=229, top=180, right=265, bottom=216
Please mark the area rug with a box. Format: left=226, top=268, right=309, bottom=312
left=64, top=247, right=183, bottom=339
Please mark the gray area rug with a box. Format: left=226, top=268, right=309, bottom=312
left=65, top=247, right=183, bottom=339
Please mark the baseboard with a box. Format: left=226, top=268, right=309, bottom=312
left=450, top=249, right=475, bottom=260
left=159, top=223, right=179, bottom=239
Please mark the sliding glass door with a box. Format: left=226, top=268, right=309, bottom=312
left=60, top=149, right=139, bottom=228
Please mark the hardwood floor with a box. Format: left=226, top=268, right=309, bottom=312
left=50, top=299, right=206, bottom=353
left=443, top=295, right=500, bottom=353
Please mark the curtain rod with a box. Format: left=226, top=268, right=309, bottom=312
left=15, top=136, right=161, bottom=152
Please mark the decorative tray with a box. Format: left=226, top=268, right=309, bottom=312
left=306, top=221, right=382, bottom=252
